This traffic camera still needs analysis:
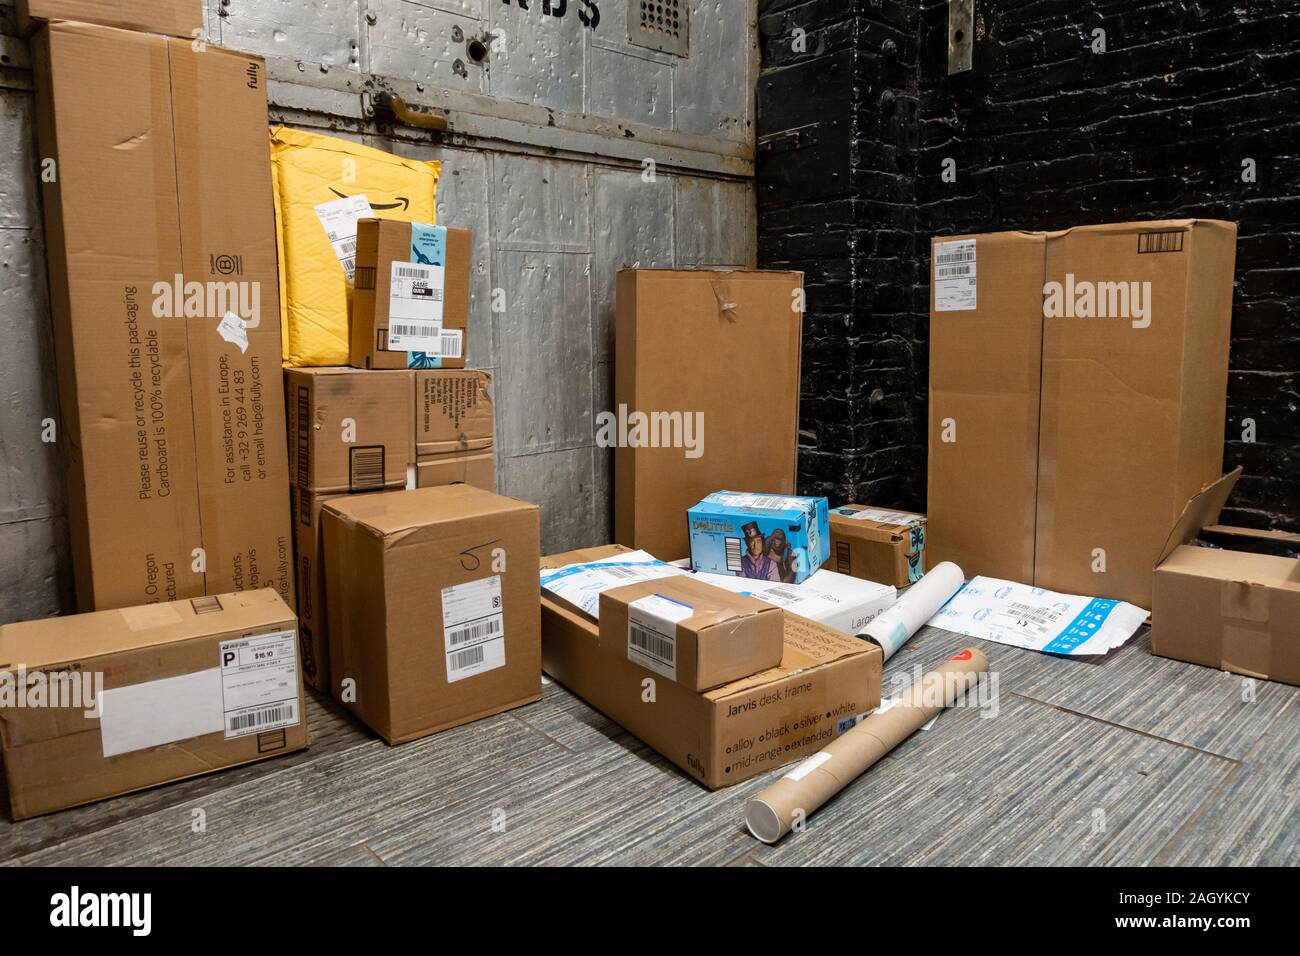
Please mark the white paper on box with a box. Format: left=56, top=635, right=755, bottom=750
left=219, top=629, right=301, bottom=739
left=627, top=593, right=694, bottom=680
left=100, top=668, right=224, bottom=758
left=692, top=568, right=897, bottom=635
left=441, top=575, right=506, bottom=682
left=540, top=550, right=689, bottom=619
left=934, top=239, right=977, bottom=312
left=314, top=193, right=370, bottom=282
left=840, top=507, right=921, bottom=526
left=929, top=576, right=1148, bottom=656
left=387, top=260, right=446, bottom=353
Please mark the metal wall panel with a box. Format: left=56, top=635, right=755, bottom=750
left=213, top=0, right=363, bottom=71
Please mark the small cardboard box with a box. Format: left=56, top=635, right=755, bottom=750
left=17, top=0, right=203, bottom=37
left=1152, top=468, right=1300, bottom=685
left=541, top=544, right=882, bottom=789
left=688, top=492, right=830, bottom=585
left=321, top=485, right=541, bottom=743
left=286, top=368, right=413, bottom=495
left=828, top=505, right=927, bottom=587
left=599, top=577, right=784, bottom=692
left=615, top=269, right=804, bottom=561
left=351, top=220, right=471, bottom=371
left=0, top=589, right=308, bottom=820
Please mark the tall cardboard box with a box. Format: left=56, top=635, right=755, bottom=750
left=928, top=220, right=1236, bottom=608
left=322, top=485, right=541, bottom=743
left=1152, top=469, right=1300, bottom=686
left=541, top=544, right=882, bottom=789
left=615, top=269, right=804, bottom=561
left=33, top=22, right=292, bottom=611
left=0, top=589, right=307, bottom=820
left=351, top=220, right=471, bottom=371
left=17, top=0, right=203, bottom=37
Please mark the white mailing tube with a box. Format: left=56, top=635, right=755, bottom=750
left=857, top=560, right=964, bottom=660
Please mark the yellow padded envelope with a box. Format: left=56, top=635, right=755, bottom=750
left=269, top=127, right=439, bottom=366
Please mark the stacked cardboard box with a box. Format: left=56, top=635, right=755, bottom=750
left=286, top=367, right=495, bottom=689
left=828, top=505, right=927, bottom=587
left=32, top=19, right=293, bottom=613
left=541, top=544, right=882, bottom=788
left=928, top=220, right=1236, bottom=608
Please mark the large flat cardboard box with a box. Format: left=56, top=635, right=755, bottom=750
left=541, top=544, right=882, bottom=789
left=17, top=0, right=202, bottom=37
left=0, top=589, right=307, bottom=820
left=1152, top=469, right=1300, bottom=685
left=286, top=368, right=413, bottom=495
left=322, top=485, right=541, bottom=743
left=928, top=220, right=1236, bottom=608
left=615, top=269, right=804, bottom=561
left=33, top=21, right=292, bottom=611
left=351, top=220, right=471, bottom=371
left=600, top=576, right=784, bottom=692
left=829, top=505, right=927, bottom=587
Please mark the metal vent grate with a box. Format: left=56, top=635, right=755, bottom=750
left=628, top=0, right=689, bottom=57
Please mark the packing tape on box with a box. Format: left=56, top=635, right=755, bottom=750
left=857, top=560, right=964, bottom=660
left=745, top=647, right=989, bottom=844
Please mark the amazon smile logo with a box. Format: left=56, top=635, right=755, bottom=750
left=329, top=187, right=410, bottom=211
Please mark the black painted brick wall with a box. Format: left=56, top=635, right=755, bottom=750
left=759, top=0, right=1300, bottom=532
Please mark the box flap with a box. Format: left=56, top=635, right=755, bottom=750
left=706, top=613, right=871, bottom=699
left=1156, top=468, right=1242, bottom=566
left=325, top=483, right=533, bottom=536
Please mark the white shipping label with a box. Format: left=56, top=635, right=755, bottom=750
left=219, top=629, right=301, bottom=740
left=992, top=601, right=1064, bottom=638
left=710, top=492, right=799, bottom=510
left=314, top=194, right=371, bottom=282
left=387, top=261, right=447, bottom=352
left=627, top=593, right=694, bottom=681
left=784, top=752, right=832, bottom=781
left=934, top=239, right=977, bottom=312
left=441, top=576, right=506, bottom=683
left=842, top=507, right=919, bottom=526
left=100, top=669, right=224, bottom=758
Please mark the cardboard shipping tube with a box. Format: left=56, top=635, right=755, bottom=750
left=745, top=647, right=989, bottom=844
left=858, top=560, right=964, bottom=660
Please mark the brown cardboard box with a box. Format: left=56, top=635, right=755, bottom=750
left=928, top=220, right=1236, bottom=608
left=290, top=487, right=346, bottom=692
left=599, top=576, right=785, bottom=692
left=17, top=0, right=203, bottom=37
left=1152, top=469, right=1300, bottom=686
left=33, top=22, right=292, bottom=611
left=286, top=368, right=413, bottom=495
left=0, top=589, right=307, bottom=820
left=415, top=450, right=495, bottom=492
left=541, top=544, right=882, bottom=789
left=321, top=485, right=541, bottom=743
left=828, top=505, right=927, bottom=587
left=415, top=369, right=494, bottom=457
left=351, top=220, right=471, bottom=371
left=614, top=269, right=803, bottom=561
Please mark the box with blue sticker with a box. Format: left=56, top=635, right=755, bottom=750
left=688, top=492, right=830, bottom=585
left=351, top=218, right=471, bottom=371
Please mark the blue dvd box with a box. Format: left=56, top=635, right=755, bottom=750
left=687, top=492, right=830, bottom=585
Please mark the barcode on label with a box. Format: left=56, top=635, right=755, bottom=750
left=439, top=334, right=462, bottom=357
left=936, top=264, right=973, bottom=278
left=340, top=257, right=356, bottom=279
left=1006, top=602, right=1060, bottom=626
left=449, top=644, right=485, bottom=672
left=349, top=445, right=385, bottom=492
left=390, top=323, right=438, bottom=338
left=338, top=240, right=357, bottom=256
left=765, top=586, right=802, bottom=602
left=447, top=616, right=503, bottom=647
left=725, top=537, right=742, bottom=572
left=936, top=250, right=976, bottom=264
left=228, top=702, right=296, bottom=734
left=1138, top=230, right=1184, bottom=254
left=396, top=265, right=431, bottom=279
left=629, top=623, right=675, bottom=666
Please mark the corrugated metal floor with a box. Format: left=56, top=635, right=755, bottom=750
left=2, top=625, right=1296, bottom=866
